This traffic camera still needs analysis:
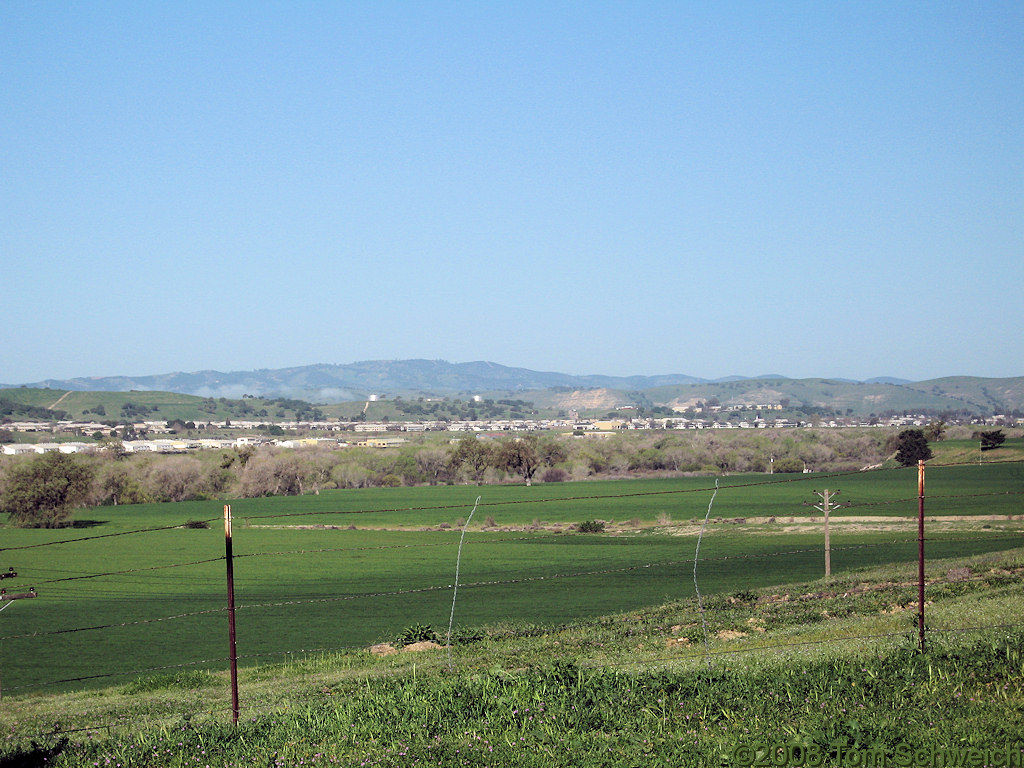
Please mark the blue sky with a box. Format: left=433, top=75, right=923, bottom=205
left=2, top=2, right=1021, bottom=384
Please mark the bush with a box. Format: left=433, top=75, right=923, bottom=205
left=397, top=623, right=439, bottom=646
left=773, top=458, right=804, bottom=473
left=541, top=467, right=569, bottom=483
left=448, top=626, right=484, bottom=645
left=577, top=520, right=606, bottom=533
left=182, top=519, right=210, bottom=529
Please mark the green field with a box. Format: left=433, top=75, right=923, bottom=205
left=2, top=547, right=1023, bottom=767
left=1, top=464, right=1021, bottom=695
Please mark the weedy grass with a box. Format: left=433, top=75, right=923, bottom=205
left=0, top=549, right=1022, bottom=766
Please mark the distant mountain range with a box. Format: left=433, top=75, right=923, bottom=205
left=4, top=360, right=907, bottom=400
left=2, top=360, right=1021, bottom=416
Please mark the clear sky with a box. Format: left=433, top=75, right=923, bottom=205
left=2, top=2, right=1021, bottom=385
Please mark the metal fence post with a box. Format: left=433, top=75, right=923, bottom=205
left=225, top=504, right=240, bottom=723
left=918, top=461, right=926, bottom=652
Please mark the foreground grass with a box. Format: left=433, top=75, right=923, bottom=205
left=2, top=548, right=1023, bottom=767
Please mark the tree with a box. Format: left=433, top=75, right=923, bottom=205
left=99, top=436, right=128, bottom=460
left=415, top=447, right=449, bottom=486
left=237, top=451, right=311, bottom=497
left=147, top=455, right=206, bottom=502
left=95, top=463, right=150, bottom=506
left=497, top=435, right=541, bottom=486
left=1, top=451, right=95, bottom=527
left=894, top=429, right=933, bottom=467
left=235, top=444, right=256, bottom=467
left=537, top=436, right=568, bottom=467
left=923, top=421, right=947, bottom=442
left=448, top=435, right=493, bottom=485
left=979, top=429, right=1006, bottom=451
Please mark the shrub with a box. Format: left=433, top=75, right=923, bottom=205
left=541, top=467, right=569, bottom=483
left=397, top=623, right=439, bottom=646
left=773, top=458, right=804, bottom=473
left=448, top=626, right=484, bottom=645
left=577, top=520, right=606, bottom=533
left=182, top=519, right=210, bottom=529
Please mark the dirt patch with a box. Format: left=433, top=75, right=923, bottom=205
left=716, top=629, right=747, bottom=641
left=402, top=640, right=443, bottom=653
left=368, top=640, right=443, bottom=656
left=946, top=566, right=972, bottom=582
left=665, top=514, right=1023, bottom=537
left=551, top=388, right=622, bottom=410
left=252, top=513, right=1022, bottom=536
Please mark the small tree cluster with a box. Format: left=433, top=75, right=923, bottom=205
left=978, top=430, right=1006, bottom=451
left=893, top=429, right=933, bottom=467
left=1, top=452, right=95, bottom=527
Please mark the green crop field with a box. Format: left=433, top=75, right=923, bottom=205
left=1, top=464, right=1021, bottom=695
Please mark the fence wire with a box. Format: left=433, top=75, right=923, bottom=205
left=0, top=462, right=1021, bottom=707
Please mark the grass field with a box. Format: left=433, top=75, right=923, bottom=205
left=0, top=387, right=315, bottom=422
left=1, top=546, right=1022, bottom=767
left=0, top=464, right=1020, bottom=697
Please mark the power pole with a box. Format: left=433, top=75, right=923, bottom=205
left=809, top=489, right=843, bottom=577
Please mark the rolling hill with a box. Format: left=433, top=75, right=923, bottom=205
left=2, top=361, right=1022, bottom=417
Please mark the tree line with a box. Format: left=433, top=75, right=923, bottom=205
left=0, top=426, right=1007, bottom=527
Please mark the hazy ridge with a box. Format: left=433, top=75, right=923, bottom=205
left=2, top=360, right=1022, bottom=415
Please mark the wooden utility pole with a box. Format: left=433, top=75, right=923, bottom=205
left=810, top=489, right=842, bottom=577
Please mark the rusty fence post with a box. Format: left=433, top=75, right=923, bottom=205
left=918, top=461, right=926, bottom=652
left=225, top=504, right=240, bottom=724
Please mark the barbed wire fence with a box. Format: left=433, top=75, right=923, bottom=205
left=0, top=460, right=1020, bottom=735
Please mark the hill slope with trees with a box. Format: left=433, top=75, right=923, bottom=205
left=3, top=363, right=1023, bottom=417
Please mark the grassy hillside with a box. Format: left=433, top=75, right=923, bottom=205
left=0, top=388, right=324, bottom=422
left=641, top=377, right=994, bottom=415
left=929, top=436, right=1024, bottom=464
left=907, top=376, right=1024, bottom=415
left=1, top=547, right=1021, bottom=766
left=5, top=373, right=1024, bottom=420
